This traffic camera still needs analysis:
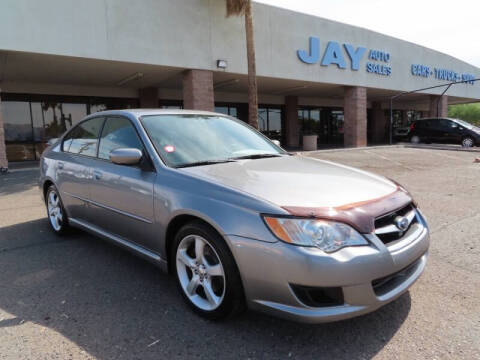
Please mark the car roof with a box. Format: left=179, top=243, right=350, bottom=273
left=85, top=109, right=226, bottom=119
left=415, top=117, right=457, bottom=121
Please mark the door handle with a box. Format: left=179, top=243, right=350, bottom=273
left=93, top=170, right=102, bottom=180
left=58, top=162, right=64, bottom=169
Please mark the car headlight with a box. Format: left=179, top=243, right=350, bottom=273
left=263, top=216, right=368, bottom=253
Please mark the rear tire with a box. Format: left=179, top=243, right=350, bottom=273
left=410, top=135, right=421, bottom=144
left=45, top=185, right=70, bottom=235
left=172, top=221, right=245, bottom=320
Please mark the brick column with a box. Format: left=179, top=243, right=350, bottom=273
left=371, top=101, right=387, bottom=144
left=285, top=96, right=299, bottom=148
left=139, top=87, right=159, bottom=108
left=344, top=86, right=367, bottom=147
left=0, top=91, right=8, bottom=170
left=429, top=95, right=448, bottom=118
left=182, top=70, right=214, bottom=111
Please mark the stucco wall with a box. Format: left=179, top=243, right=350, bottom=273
left=0, top=0, right=478, bottom=99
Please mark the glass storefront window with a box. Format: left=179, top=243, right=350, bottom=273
left=215, top=106, right=238, bottom=117
left=2, top=101, right=33, bottom=142
left=42, top=103, right=87, bottom=137
left=90, top=104, right=108, bottom=114
left=268, top=109, right=282, bottom=140
left=258, top=108, right=268, bottom=132
left=299, top=107, right=344, bottom=148
left=386, top=110, right=403, bottom=129
left=2, top=101, right=35, bottom=161
left=2, top=95, right=137, bottom=162
left=215, top=106, right=229, bottom=115
left=257, top=107, right=282, bottom=141
left=330, top=110, right=344, bottom=145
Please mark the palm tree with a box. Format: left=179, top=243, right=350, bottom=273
left=226, top=0, right=259, bottom=129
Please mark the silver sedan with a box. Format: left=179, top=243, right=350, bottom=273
left=40, top=110, right=429, bottom=323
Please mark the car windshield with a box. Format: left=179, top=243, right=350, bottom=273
left=453, top=119, right=475, bottom=129
left=141, top=114, right=286, bottom=168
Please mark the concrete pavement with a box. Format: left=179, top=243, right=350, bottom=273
left=0, top=147, right=479, bottom=359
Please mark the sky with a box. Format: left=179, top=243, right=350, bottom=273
left=256, top=0, right=480, bottom=67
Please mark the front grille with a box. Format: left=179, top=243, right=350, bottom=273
left=374, top=203, right=417, bottom=245
left=290, top=284, right=344, bottom=307
left=372, top=257, right=422, bottom=296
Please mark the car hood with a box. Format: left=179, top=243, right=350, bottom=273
left=181, top=155, right=397, bottom=208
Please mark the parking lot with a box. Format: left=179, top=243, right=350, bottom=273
left=0, top=147, right=479, bottom=360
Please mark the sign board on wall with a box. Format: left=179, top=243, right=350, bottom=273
left=297, top=37, right=392, bottom=76
left=297, top=37, right=476, bottom=85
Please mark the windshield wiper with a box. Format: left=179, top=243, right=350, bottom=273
left=230, top=153, right=283, bottom=160
left=174, top=159, right=236, bottom=168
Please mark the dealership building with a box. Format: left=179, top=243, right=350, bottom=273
left=0, top=0, right=479, bottom=166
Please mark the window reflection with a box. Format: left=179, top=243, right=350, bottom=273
left=299, top=107, right=344, bottom=148
left=2, top=101, right=35, bottom=161
left=98, top=117, right=143, bottom=160
left=258, top=107, right=283, bottom=141
left=2, top=97, right=135, bottom=162
left=214, top=105, right=238, bottom=117
left=64, top=117, right=104, bottom=157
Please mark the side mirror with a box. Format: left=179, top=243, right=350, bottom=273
left=110, top=148, right=143, bottom=165
left=272, top=140, right=281, bottom=147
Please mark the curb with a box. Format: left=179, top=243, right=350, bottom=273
left=296, top=144, right=480, bottom=154
left=403, top=144, right=480, bottom=153
left=1, top=167, right=39, bottom=174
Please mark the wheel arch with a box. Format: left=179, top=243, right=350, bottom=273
left=164, top=212, right=234, bottom=274
left=42, top=179, right=55, bottom=202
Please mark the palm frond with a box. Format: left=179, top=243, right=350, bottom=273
left=226, top=0, right=248, bottom=17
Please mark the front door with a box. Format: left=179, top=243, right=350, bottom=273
left=444, top=120, right=463, bottom=144
left=87, top=116, right=156, bottom=250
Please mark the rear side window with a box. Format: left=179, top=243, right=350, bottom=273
left=98, top=117, right=144, bottom=160
left=419, top=120, right=431, bottom=128
left=63, top=117, right=104, bottom=157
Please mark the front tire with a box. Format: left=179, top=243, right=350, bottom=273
left=45, top=185, right=70, bottom=235
left=462, top=136, right=475, bottom=148
left=172, top=221, right=245, bottom=320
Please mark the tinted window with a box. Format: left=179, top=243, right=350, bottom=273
left=419, top=120, right=432, bottom=128
left=63, top=117, right=104, bottom=156
left=98, top=117, right=143, bottom=160
left=436, top=119, right=450, bottom=130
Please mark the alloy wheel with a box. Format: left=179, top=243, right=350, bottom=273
left=176, top=235, right=226, bottom=311
left=462, top=137, right=474, bottom=148
left=47, top=190, right=63, bottom=231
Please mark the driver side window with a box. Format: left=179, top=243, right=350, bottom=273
left=98, top=117, right=144, bottom=160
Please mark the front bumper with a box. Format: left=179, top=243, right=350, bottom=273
left=227, top=210, right=430, bottom=323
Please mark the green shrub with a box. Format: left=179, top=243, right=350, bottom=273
left=448, top=103, right=480, bottom=126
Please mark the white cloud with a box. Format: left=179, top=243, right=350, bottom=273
left=255, top=0, right=480, bottom=67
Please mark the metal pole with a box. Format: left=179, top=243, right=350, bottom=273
left=438, top=83, right=452, bottom=117
left=387, top=78, right=480, bottom=143
left=389, top=97, right=393, bottom=145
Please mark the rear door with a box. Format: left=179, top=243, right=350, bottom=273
left=426, top=119, right=444, bottom=142
left=57, top=117, right=104, bottom=221
left=88, top=116, right=157, bottom=250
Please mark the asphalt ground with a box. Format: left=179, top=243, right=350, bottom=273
left=0, top=147, right=479, bottom=359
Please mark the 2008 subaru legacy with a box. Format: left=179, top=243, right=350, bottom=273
left=40, top=110, right=429, bottom=323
